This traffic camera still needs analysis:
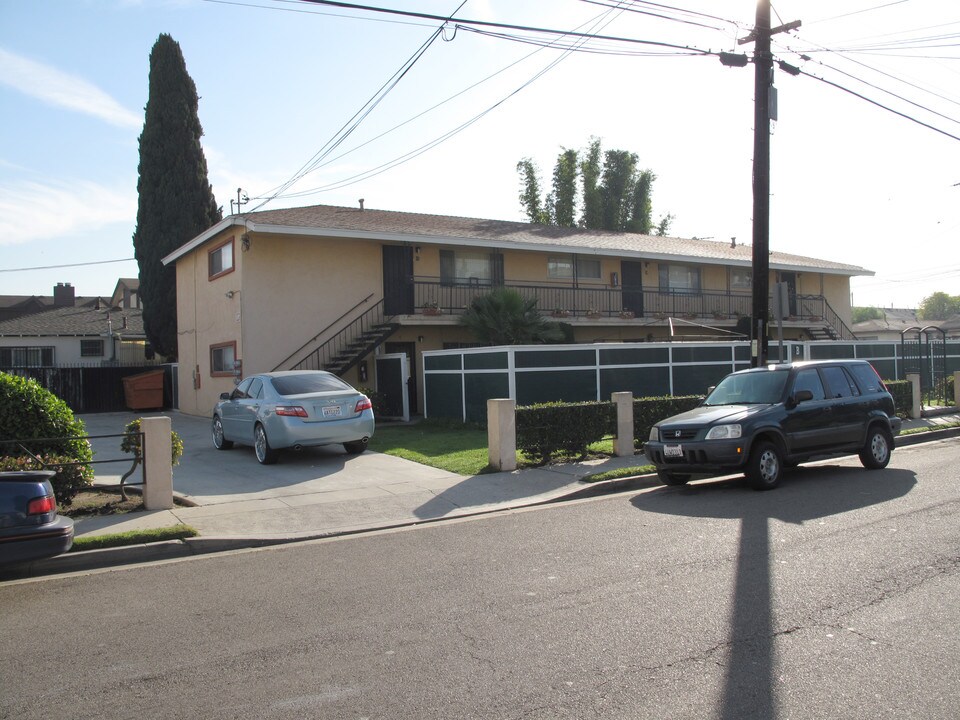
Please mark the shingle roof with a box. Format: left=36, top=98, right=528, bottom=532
left=0, top=305, right=145, bottom=338
left=165, top=203, right=873, bottom=277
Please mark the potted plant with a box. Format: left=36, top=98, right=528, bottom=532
left=618, top=310, right=635, bottom=320
left=585, top=308, right=603, bottom=319
left=551, top=308, right=571, bottom=318
left=422, top=300, right=441, bottom=316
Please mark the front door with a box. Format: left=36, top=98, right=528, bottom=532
left=779, top=271, right=798, bottom=316
left=375, top=352, right=410, bottom=421
left=385, top=341, right=417, bottom=414
left=383, top=245, right=414, bottom=316
left=621, top=261, right=644, bottom=315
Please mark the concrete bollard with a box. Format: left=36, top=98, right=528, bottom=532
left=613, top=392, right=635, bottom=457
left=487, top=398, right=517, bottom=472
left=906, top=373, right=922, bottom=420
left=141, top=416, right=174, bottom=510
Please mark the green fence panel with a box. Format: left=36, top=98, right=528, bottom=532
left=424, top=374, right=463, bottom=420
left=517, top=370, right=596, bottom=405
left=464, top=373, right=510, bottom=423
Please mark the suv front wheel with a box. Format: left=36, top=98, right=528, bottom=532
left=746, top=441, right=783, bottom=490
left=860, top=425, right=892, bottom=470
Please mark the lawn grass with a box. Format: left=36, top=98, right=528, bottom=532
left=370, top=421, right=650, bottom=475
left=70, top=524, right=198, bottom=552
left=369, top=419, right=493, bottom=475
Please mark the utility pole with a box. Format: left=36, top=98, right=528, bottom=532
left=738, top=2, right=800, bottom=367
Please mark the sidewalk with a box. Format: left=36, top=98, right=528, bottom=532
left=18, top=408, right=960, bottom=577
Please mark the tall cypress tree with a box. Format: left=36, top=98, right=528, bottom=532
left=133, top=33, right=220, bottom=359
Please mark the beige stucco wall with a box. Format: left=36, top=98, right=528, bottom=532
left=175, top=229, right=248, bottom=415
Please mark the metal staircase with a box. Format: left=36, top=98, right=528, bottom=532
left=272, top=295, right=399, bottom=376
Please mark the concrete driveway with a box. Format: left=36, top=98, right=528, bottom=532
left=79, top=411, right=464, bottom=507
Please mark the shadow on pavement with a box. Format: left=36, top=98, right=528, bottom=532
left=630, top=465, right=917, bottom=720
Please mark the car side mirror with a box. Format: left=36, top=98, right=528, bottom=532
left=788, top=389, right=814, bottom=408
left=220, top=392, right=231, bottom=400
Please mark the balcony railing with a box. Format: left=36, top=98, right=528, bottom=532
left=408, top=278, right=855, bottom=339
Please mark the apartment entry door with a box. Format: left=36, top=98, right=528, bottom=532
left=375, top=353, right=410, bottom=422
left=621, top=261, right=644, bottom=315
left=383, top=245, right=414, bottom=316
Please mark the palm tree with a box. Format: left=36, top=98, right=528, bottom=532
left=460, top=288, right=568, bottom=345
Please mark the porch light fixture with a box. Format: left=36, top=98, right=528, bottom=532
left=415, top=246, right=421, bottom=261
left=241, top=234, right=251, bottom=252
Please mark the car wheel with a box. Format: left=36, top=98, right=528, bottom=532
left=212, top=416, right=233, bottom=450
left=254, top=423, right=278, bottom=465
left=657, top=471, right=690, bottom=486
left=343, top=438, right=368, bottom=455
left=859, top=426, right=892, bottom=470
left=746, top=440, right=782, bottom=490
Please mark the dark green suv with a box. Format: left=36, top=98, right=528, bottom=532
left=644, top=360, right=903, bottom=490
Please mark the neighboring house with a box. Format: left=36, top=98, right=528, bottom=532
left=851, top=308, right=919, bottom=341
left=852, top=308, right=960, bottom=341
left=0, top=282, right=151, bottom=368
left=0, top=282, right=107, bottom=322
left=162, top=202, right=873, bottom=417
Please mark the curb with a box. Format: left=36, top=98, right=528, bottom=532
left=5, top=430, right=956, bottom=581
left=2, top=474, right=660, bottom=580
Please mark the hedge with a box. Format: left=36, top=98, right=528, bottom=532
left=516, top=395, right=704, bottom=464
left=884, top=379, right=911, bottom=418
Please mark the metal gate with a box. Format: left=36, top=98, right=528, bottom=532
left=901, top=326, right=947, bottom=405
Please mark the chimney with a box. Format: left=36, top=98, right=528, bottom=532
left=53, top=282, right=76, bottom=307
left=358, top=198, right=364, bottom=211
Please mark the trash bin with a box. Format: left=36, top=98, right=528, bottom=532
left=122, top=369, right=165, bottom=411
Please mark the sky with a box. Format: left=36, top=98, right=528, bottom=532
left=1, top=0, right=958, bottom=310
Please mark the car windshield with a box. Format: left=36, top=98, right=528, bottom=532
left=704, top=369, right=789, bottom=406
left=271, top=374, right=354, bottom=396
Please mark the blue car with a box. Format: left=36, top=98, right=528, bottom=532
left=0, top=470, right=74, bottom=567
left=212, top=371, right=375, bottom=464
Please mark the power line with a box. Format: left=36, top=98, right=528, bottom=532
left=0, top=258, right=136, bottom=273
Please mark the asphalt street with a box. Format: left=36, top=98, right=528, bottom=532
left=1, top=437, right=958, bottom=719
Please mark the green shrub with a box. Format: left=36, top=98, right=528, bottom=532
left=633, top=395, right=705, bottom=447
left=356, top=385, right=388, bottom=417
left=120, top=418, right=184, bottom=466
left=515, top=394, right=706, bottom=464
left=517, top=401, right=614, bottom=464
left=884, top=379, right=912, bottom=418
left=0, top=373, right=92, bottom=505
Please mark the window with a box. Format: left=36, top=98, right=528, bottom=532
left=547, top=255, right=602, bottom=281
left=208, top=238, right=235, bottom=279
left=822, top=366, right=860, bottom=398
left=210, top=342, right=237, bottom=376
left=848, top=363, right=885, bottom=394
left=440, top=250, right=502, bottom=286
left=80, top=339, right=104, bottom=357
left=659, top=264, right=701, bottom=294
left=0, top=346, right=54, bottom=368
left=792, top=369, right=826, bottom=401
left=730, top=267, right=752, bottom=291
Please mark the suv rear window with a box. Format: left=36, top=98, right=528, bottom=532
left=848, top=363, right=885, bottom=394
left=821, top=366, right=860, bottom=399
left=272, top=374, right=353, bottom=396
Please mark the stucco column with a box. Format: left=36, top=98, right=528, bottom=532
left=612, top=392, right=635, bottom=457
left=487, top=399, right=517, bottom=472
left=141, top=416, right=174, bottom=510
left=906, top=372, right=922, bottom=420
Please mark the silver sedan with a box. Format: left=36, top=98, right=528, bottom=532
left=212, top=371, right=375, bottom=464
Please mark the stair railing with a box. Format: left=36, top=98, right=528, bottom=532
left=272, top=294, right=377, bottom=371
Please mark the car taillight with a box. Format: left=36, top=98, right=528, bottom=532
left=27, top=495, right=56, bottom=516
left=355, top=396, right=373, bottom=412
left=275, top=406, right=308, bottom=417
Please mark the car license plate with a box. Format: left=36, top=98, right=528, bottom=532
left=321, top=405, right=342, bottom=417
left=664, top=444, right=682, bottom=458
